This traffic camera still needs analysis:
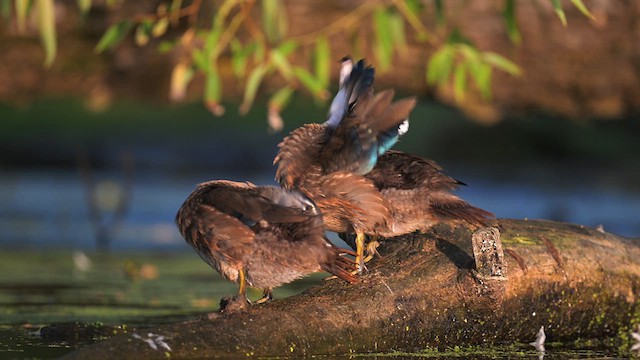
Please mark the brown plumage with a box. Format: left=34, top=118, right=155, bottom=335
left=175, top=180, right=357, bottom=303
left=340, top=150, right=494, bottom=253
left=273, top=59, right=416, bottom=272
left=366, top=150, right=493, bottom=235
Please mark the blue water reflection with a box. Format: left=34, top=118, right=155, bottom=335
left=1, top=168, right=637, bottom=251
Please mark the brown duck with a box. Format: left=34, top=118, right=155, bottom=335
left=274, top=58, right=417, bottom=272
left=175, top=180, right=357, bottom=303
left=340, top=150, right=494, bottom=259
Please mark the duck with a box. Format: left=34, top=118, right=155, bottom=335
left=175, top=179, right=357, bottom=303
left=340, top=150, right=494, bottom=260
left=274, top=58, right=417, bottom=273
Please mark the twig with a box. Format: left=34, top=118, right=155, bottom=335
left=133, top=0, right=203, bottom=24
left=290, top=1, right=382, bottom=45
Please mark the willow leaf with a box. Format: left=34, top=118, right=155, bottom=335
left=271, top=47, right=293, bottom=80
left=77, top=0, right=92, bottom=17
left=95, top=20, right=133, bottom=53
left=293, top=66, right=325, bottom=99
left=570, top=0, right=595, bottom=20
left=389, top=12, right=407, bottom=53
left=482, top=52, right=521, bottom=76
left=240, top=64, right=269, bottom=114
left=16, top=0, right=30, bottom=34
left=205, top=66, right=224, bottom=116
left=551, top=0, right=567, bottom=27
left=170, top=62, right=194, bottom=102
left=426, top=45, right=454, bottom=85
left=503, top=0, right=521, bottom=44
left=314, top=37, right=330, bottom=89
left=37, top=0, right=56, bottom=68
left=269, top=85, right=294, bottom=111
left=373, top=8, right=393, bottom=71
left=453, top=62, right=467, bottom=102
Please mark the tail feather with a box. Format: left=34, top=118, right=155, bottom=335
left=326, top=59, right=375, bottom=129
left=321, top=58, right=415, bottom=176
left=430, top=192, right=494, bottom=226
left=321, top=251, right=358, bottom=284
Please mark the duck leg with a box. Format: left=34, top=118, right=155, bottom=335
left=255, top=288, right=273, bottom=304
left=238, top=268, right=247, bottom=297
left=363, top=235, right=381, bottom=263
left=354, top=230, right=366, bottom=274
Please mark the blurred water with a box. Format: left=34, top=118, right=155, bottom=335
left=0, top=168, right=637, bottom=251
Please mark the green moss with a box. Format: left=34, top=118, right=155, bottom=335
left=501, top=236, right=538, bottom=245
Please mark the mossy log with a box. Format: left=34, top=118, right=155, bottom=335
left=63, top=219, right=640, bottom=359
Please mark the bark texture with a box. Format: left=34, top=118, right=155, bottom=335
left=63, top=219, right=640, bottom=359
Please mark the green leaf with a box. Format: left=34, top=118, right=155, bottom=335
left=293, top=66, right=325, bottom=99
left=373, top=8, right=393, bottom=71
left=95, top=20, right=133, bottom=53
left=240, top=64, right=269, bottom=114
left=503, top=0, right=521, bottom=44
left=253, top=40, right=266, bottom=62
left=447, top=27, right=472, bottom=45
left=262, top=0, right=287, bottom=43
left=205, top=66, right=224, bottom=116
left=551, top=0, right=567, bottom=27
left=135, top=21, right=152, bottom=46
left=77, top=0, right=92, bottom=17
left=231, top=40, right=257, bottom=78
left=152, top=17, right=169, bottom=38
left=453, top=62, right=467, bottom=102
left=388, top=12, right=407, bottom=52
left=170, top=62, right=194, bottom=102
left=191, top=48, right=208, bottom=71
left=158, top=40, right=178, bottom=53
left=426, top=45, right=454, bottom=85
left=37, top=0, right=56, bottom=68
left=314, top=37, right=330, bottom=89
left=458, top=44, right=480, bottom=63
left=15, top=0, right=30, bottom=34
left=276, top=40, right=297, bottom=56
left=469, top=62, right=492, bottom=100
left=169, top=0, right=183, bottom=24
left=268, top=85, right=294, bottom=111
left=271, top=48, right=293, bottom=81
left=404, top=0, right=422, bottom=15
left=570, top=0, right=595, bottom=20
left=0, top=1, right=11, bottom=22
left=481, top=51, right=521, bottom=76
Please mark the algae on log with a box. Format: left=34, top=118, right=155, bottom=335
left=63, top=219, right=640, bottom=359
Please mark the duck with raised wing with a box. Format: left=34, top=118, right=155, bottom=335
left=274, top=58, right=416, bottom=273
left=175, top=180, right=357, bottom=303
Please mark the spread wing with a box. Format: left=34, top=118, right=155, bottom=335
left=176, top=180, right=321, bottom=264
left=202, top=181, right=317, bottom=225
left=318, top=171, right=390, bottom=230
left=320, top=59, right=417, bottom=176
left=367, top=150, right=464, bottom=191
left=274, top=123, right=326, bottom=189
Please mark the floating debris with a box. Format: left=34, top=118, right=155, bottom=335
left=72, top=251, right=92, bottom=272
left=132, top=332, right=171, bottom=352
left=530, top=326, right=546, bottom=352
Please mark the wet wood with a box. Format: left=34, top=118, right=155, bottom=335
left=62, top=219, right=640, bottom=359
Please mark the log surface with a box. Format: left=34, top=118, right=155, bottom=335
left=63, top=219, right=640, bottom=359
